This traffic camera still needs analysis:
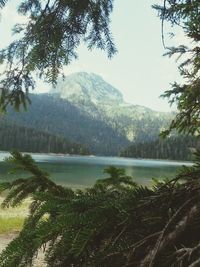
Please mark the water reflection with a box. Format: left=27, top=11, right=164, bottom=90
left=0, top=152, right=192, bottom=189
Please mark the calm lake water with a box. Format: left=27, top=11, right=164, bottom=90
left=0, top=152, right=193, bottom=189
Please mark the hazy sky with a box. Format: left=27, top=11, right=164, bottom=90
left=0, top=0, right=185, bottom=111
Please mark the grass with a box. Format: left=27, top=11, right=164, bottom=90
left=0, top=196, right=30, bottom=234
left=0, top=217, right=25, bottom=234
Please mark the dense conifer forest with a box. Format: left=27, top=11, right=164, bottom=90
left=120, top=135, right=199, bottom=161
left=0, top=119, right=89, bottom=154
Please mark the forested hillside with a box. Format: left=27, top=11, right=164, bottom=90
left=0, top=118, right=89, bottom=154
left=2, top=73, right=196, bottom=159
left=6, top=94, right=129, bottom=155
left=120, top=135, right=199, bottom=161
left=4, top=72, right=173, bottom=155
left=52, top=72, right=173, bottom=144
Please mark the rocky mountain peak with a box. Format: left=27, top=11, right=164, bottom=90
left=52, top=72, right=123, bottom=104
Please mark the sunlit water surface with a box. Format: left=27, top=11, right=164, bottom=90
left=0, top=152, right=192, bottom=189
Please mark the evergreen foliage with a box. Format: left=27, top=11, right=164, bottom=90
left=0, top=0, right=115, bottom=111
left=153, top=0, right=200, bottom=136
left=0, top=151, right=200, bottom=266
left=0, top=1, right=200, bottom=266
left=0, top=0, right=7, bottom=8
left=0, top=118, right=89, bottom=155
left=4, top=92, right=172, bottom=156
left=5, top=93, right=130, bottom=156
left=120, top=135, right=199, bottom=161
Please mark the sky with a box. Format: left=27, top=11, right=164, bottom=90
left=0, top=0, right=186, bottom=112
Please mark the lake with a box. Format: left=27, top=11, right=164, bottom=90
left=0, top=152, right=193, bottom=189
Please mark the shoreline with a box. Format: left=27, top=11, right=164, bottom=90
left=0, top=197, right=45, bottom=266
left=0, top=151, right=193, bottom=165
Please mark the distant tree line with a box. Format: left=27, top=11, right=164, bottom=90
left=6, top=94, right=130, bottom=155
left=120, top=135, right=199, bottom=161
left=0, top=119, right=89, bottom=155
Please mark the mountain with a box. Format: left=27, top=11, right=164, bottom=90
left=51, top=72, right=172, bottom=143
left=4, top=72, right=173, bottom=155
left=53, top=72, right=123, bottom=104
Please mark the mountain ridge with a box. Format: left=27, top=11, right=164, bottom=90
left=53, top=72, right=124, bottom=105
left=50, top=72, right=172, bottom=142
left=4, top=72, right=173, bottom=155
left=52, top=72, right=171, bottom=114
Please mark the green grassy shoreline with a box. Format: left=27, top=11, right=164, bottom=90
left=0, top=217, right=24, bottom=234
left=0, top=197, right=30, bottom=234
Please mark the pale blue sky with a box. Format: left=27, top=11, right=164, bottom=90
left=0, top=0, right=185, bottom=111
